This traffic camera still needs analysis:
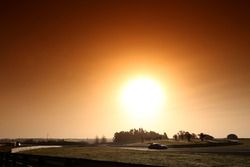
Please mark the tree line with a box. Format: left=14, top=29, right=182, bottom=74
left=94, top=135, right=107, bottom=144
left=112, top=129, right=238, bottom=144
left=113, top=128, right=168, bottom=143
left=172, top=131, right=214, bottom=142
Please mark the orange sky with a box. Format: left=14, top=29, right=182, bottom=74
left=0, top=1, right=250, bottom=138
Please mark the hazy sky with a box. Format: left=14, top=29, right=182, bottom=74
left=0, top=1, right=250, bottom=138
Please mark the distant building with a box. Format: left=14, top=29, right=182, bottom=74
left=227, top=134, right=238, bottom=140
left=203, top=134, right=214, bottom=141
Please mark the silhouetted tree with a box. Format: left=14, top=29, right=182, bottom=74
left=198, top=133, right=205, bottom=141
left=173, top=131, right=198, bottom=142
left=173, top=134, right=178, bottom=141
left=185, top=132, right=192, bottom=142
left=94, top=136, right=99, bottom=144
left=191, top=133, right=197, bottom=140
left=178, top=131, right=185, bottom=140
left=163, top=132, right=168, bottom=140
left=101, top=135, right=107, bottom=144
left=113, top=128, right=168, bottom=144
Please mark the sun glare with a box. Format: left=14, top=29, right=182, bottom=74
left=120, top=77, right=166, bottom=122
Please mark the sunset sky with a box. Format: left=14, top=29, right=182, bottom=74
left=0, top=1, right=249, bottom=138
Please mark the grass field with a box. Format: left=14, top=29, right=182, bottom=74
left=22, top=142, right=250, bottom=167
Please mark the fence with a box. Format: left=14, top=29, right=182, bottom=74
left=0, top=152, right=156, bottom=167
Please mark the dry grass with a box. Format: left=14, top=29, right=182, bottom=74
left=22, top=145, right=250, bottom=167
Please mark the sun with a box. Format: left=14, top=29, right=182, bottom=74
left=120, top=77, right=166, bottom=122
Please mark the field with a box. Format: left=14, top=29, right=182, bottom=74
left=21, top=139, right=250, bottom=167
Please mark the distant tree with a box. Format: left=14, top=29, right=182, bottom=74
left=191, top=133, right=197, bottom=140
left=174, top=131, right=198, bottom=141
left=94, top=136, right=99, bottom=144
left=101, top=135, right=107, bottom=144
left=198, top=133, right=205, bottom=141
left=113, top=128, right=167, bottom=144
left=163, top=132, right=169, bottom=140
left=173, top=134, right=178, bottom=141
left=185, top=132, right=192, bottom=142
left=178, top=131, right=185, bottom=140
